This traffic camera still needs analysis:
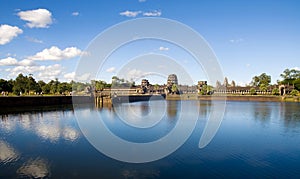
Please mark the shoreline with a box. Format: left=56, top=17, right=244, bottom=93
left=0, top=95, right=299, bottom=109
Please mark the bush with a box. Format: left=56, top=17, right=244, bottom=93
left=290, top=89, right=299, bottom=96
left=272, top=88, right=280, bottom=95
left=250, top=88, right=257, bottom=95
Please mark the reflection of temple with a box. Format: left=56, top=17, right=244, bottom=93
left=167, top=100, right=178, bottom=117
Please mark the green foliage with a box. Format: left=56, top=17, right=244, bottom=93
left=272, top=88, right=280, bottom=95
left=0, top=79, right=13, bottom=92
left=290, top=89, right=299, bottom=96
left=171, top=84, right=178, bottom=94
left=279, top=68, right=300, bottom=91
left=259, top=84, right=268, bottom=92
left=251, top=73, right=271, bottom=87
left=250, top=88, right=257, bottom=95
left=199, top=85, right=213, bottom=95
left=294, top=78, right=300, bottom=91
left=280, top=68, right=300, bottom=80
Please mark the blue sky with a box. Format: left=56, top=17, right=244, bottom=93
left=0, top=0, right=299, bottom=85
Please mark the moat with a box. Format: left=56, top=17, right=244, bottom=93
left=1, top=101, right=300, bottom=178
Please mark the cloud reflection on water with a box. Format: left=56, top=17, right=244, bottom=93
left=17, top=158, right=50, bottom=178
left=0, top=140, right=19, bottom=164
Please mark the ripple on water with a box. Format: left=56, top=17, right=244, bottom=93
left=17, top=158, right=50, bottom=179
left=0, top=140, right=19, bottom=165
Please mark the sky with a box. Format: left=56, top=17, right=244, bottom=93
left=0, top=0, right=299, bottom=85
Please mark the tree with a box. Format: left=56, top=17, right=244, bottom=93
left=154, top=84, right=159, bottom=92
left=294, top=78, right=300, bottom=91
left=251, top=73, right=271, bottom=87
left=0, top=79, right=12, bottom=92
left=280, top=68, right=300, bottom=80
left=272, top=88, right=280, bottom=96
left=250, top=88, right=257, bottom=95
left=259, top=84, right=268, bottom=93
left=13, top=73, right=28, bottom=95
left=27, top=75, right=39, bottom=94
left=290, top=89, right=299, bottom=96
left=42, top=84, right=51, bottom=94
left=279, top=68, right=300, bottom=91
left=171, top=84, right=178, bottom=94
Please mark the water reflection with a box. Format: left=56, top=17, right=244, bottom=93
left=62, top=127, right=79, bottom=142
left=36, top=124, right=61, bottom=142
left=0, top=116, right=16, bottom=132
left=0, top=102, right=300, bottom=178
left=17, top=158, right=50, bottom=178
left=252, top=102, right=272, bottom=125
left=0, top=109, right=81, bottom=143
left=167, top=101, right=178, bottom=118
left=280, top=103, right=300, bottom=131
left=0, top=140, right=19, bottom=164
left=122, top=169, right=160, bottom=179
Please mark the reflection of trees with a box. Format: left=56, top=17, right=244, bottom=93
left=280, top=103, right=300, bottom=130
left=252, top=103, right=272, bottom=125
left=167, top=101, right=178, bottom=118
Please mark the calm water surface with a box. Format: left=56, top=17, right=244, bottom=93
left=0, top=101, right=300, bottom=178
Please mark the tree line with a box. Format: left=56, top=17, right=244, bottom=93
left=0, top=68, right=299, bottom=96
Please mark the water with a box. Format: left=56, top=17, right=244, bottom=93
left=0, top=101, right=300, bottom=178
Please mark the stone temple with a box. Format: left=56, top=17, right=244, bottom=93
left=167, top=74, right=178, bottom=87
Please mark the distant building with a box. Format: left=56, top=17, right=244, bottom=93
left=137, top=79, right=150, bottom=94
left=165, top=74, right=180, bottom=94
left=167, top=74, right=178, bottom=87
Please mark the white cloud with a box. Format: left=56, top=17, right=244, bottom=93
left=18, top=59, right=36, bottom=66
left=0, top=24, right=23, bottom=45
left=0, top=57, right=18, bottom=66
left=72, top=12, right=79, bottom=16
left=29, top=46, right=84, bottom=61
left=124, top=69, right=150, bottom=81
left=143, top=10, right=162, bottom=17
left=63, top=72, right=75, bottom=81
left=7, top=64, right=63, bottom=82
left=76, top=73, right=91, bottom=82
left=25, top=36, right=43, bottom=44
left=159, top=46, right=169, bottom=51
left=0, top=57, right=36, bottom=66
left=106, top=67, right=116, bottom=73
left=230, top=38, right=244, bottom=43
left=120, top=10, right=141, bottom=17
left=17, top=9, right=53, bottom=28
